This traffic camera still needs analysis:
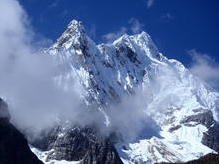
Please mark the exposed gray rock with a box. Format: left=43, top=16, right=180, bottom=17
left=202, top=123, right=219, bottom=153
left=0, top=98, right=10, bottom=121
left=180, top=111, right=219, bottom=153
left=180, top=111, right=214, bottom=128
left=32, top=124, right=123, bottom=164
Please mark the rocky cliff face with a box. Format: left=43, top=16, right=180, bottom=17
left=31, top=124, right=123, bottom=164
left=0, top=98, right=43, bottom=164
left=202, top=114, right=219, bottom=153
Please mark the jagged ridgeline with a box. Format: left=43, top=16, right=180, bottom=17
left=2, top=20, right=219, bottom=164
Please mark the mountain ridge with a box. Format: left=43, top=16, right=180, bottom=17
left=23, top=20, right=219, bottom=163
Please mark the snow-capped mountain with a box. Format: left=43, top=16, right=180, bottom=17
left=31, top=20, right=219, bottom=164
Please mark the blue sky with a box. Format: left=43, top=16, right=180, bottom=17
left=18, top=0, right=219, bottom=66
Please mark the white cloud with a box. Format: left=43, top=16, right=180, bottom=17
left=0, top=0, right=83, bottom=132
left=0, top=0, right=148, bottom=138
left=146, top=0, right=155, bottom=8
left=102, top=27, right=127, bottom=42
left=48, top=0, right=60, bottom=9
left=129, top=18, right=144, bottom=33
left=107, top=86, right=160, bottom=141
left=88, top=24, right=97, bottom=40
left=102, top=18, right=144, bottom=42
left=188, top=49, right=219, bottom=89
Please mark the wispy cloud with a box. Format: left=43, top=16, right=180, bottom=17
left=102, top=18, right=144, bottom=42
left=0, top=0, right=83, bottom=132
left=146, top=0, right=155, bottom=8
left=60, top=9, right=69, bottom=17
left=188, top=49, right=219, bottom=89
left=48, top=0, right=60, bottom=9
left=161, top=13, right=174, bottom=21
left=102, top=27, right=128, bottom=42
left=129, top=18, right=144, bottom=33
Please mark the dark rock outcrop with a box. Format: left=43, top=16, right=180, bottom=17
left=202, top=123, right=219, bottom=153
left=158, top=153, right=219, bottom=164
left=81, top=136, right=122, bottom=164
left=180, top=111, right=215, bottom=128
left=0, top=98, right=43, bottom=164
left=32, top=124, right=123, bottom=164
left=180, top=111, right=219, bottom=153
left=0, top=98, right=10, bottom=121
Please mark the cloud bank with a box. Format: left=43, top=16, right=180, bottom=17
left=0, top=0, right=161, bottom=141
left=0, top=0, right=152, bottom=141
left=0, top=0, right=84, bottom=132
left=188, top=49, right=219, bottom=89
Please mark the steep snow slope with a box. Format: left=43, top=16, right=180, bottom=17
left=33, top=20, right=219, bottom=163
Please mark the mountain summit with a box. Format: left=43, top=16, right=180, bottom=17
left=54, top=20, right=86, bottom=48
left=29, top=20, right=219, bottom=163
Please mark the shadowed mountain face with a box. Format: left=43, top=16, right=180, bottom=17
left=0, top=98, right=43, bottom=164
left=31, top=124, right=123, bottom=164
left=0, top=96, right=122, bottom=164
left=158, top=153, right=219, bottom=164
